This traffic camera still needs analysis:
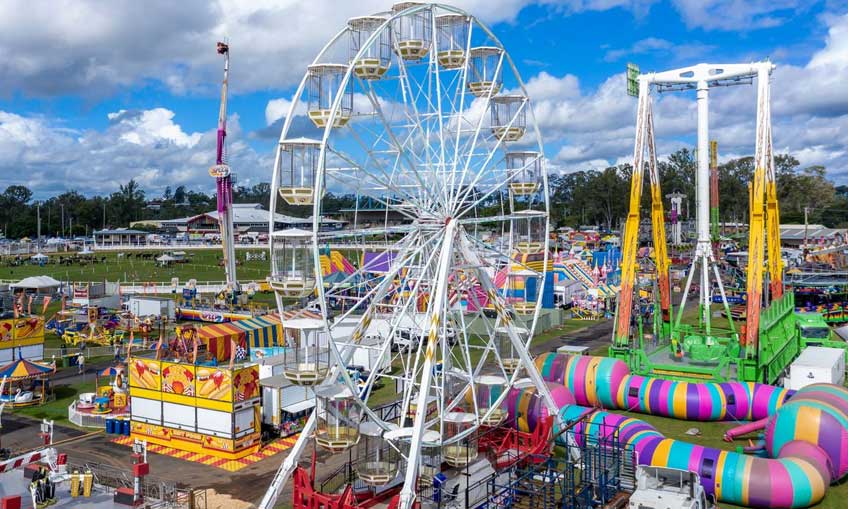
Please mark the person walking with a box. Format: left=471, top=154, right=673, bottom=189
left=77, top=353, right=85, bottom=375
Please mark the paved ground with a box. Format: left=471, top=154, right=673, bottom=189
left=534, top=318, right=614, bottom=355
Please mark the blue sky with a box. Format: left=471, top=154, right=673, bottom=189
left=0, top=0, right=845, bottom=199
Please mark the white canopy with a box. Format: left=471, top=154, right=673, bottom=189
left=31, top=253, right=48, bottom=260
left=10, top=276, right=62, bottom=290
left=156, top=254, right=176, bottom=262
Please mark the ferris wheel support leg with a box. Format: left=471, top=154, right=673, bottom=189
left=457, top=236, right=565, bottom=429
left=398, top=221, right=458, bottom=509
left=258, top=412, right=316, bottom=509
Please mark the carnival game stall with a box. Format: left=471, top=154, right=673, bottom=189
left=0, top=359, right=55, bottom=407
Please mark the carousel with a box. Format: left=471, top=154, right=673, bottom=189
left=0, top=359, right=55, bottom=407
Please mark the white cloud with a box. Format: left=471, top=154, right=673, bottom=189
left=0, top=108, right=271, bottom=197
left=0, top=0, right=659, bottom=99
left=669, top=0, right=812, bottom=31
left=110, top=109, right=202, bottom=148
left=265, top=98, right=296, bottom=126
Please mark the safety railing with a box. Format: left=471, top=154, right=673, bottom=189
left=67, top=460, right=204, bottom=508
left=67, top=400, right=130, bottom=428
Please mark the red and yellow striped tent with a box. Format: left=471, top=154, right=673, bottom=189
left=197, top=310, right=323, bottom=363
left=197, top=322, right=247, bottom=362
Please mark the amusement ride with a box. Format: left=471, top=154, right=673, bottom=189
left=610, top=62, right=844, bottom=383
left=262, top=3, right=556, bottom=508
left=209, top=41, right=239, bottom=296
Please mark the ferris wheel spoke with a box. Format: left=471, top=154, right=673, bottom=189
left=359, top=79, right=446, bottom=212
left=449, top=50, right=506, bottom=205
left=332, top=132, right=417, bottom=204
left=452, top=99, right=526, bottom=217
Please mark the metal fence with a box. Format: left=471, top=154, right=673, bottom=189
left=44, top=346, right=156, bottom=361
left=67, top=460, right=206, bottom=509
left=67, top=400, right=129, bottom=428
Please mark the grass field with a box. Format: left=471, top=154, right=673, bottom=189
left=0, top=249, right=272, bottom=283
left=14, top=379, right=97, bottom=424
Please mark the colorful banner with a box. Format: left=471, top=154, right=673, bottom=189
left=232, top=366, right=259, bottom=402
left=195, top=367, right=232, bottom=401
left=162, top=362, right=196, bottom=396
left=129, top=421, right=260, bottom=458
left=176, top=308, right=251, bottom=323
left=130, top=358, right=162, bottom=390
left=73, top=285, right=88, bottom=299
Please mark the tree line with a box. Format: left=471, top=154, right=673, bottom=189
left=0, top=181, right=355, bottom=239
left=550, top=149, right=846, bottom=231
left=0, top=148, right=843, bottom=239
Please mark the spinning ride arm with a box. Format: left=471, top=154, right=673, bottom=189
left=765, top=123, right=783, bottom=299
left=646, top=107, right=672, bottom=325
left=614, top=80, right=671, bottom=346
left=744, top=64, right=777, bottom=353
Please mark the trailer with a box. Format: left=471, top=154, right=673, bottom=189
left=628, top=465, right=711, bottom=509
left=788, top=346, right=846, bottom=390
left=260, top=375, right=314, bottom=437
left=128, top=296, right=175, bottom=320
left=257, top=353, right=287, bottom=380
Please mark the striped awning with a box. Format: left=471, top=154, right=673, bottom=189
left=198, top=310, right=322, bottom=352
left=229, top=314, right=282, bottom=349
left=0, top=359, right=55, bottom=380
left=198, top=321, right=246, bottom=361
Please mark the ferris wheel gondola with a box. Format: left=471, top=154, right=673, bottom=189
left=261, top=4, right=559, bottom=509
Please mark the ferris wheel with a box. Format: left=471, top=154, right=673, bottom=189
left=262, top=3, right=558, bottom=508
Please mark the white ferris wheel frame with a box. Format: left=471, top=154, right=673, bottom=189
left=262, top=4, right=562, bottom=509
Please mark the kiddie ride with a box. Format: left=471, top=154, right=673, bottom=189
left=59, top=307, right=125, bottom=347
left=609, top=62, right=846, bottom=384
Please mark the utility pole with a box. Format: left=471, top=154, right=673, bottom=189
left=36, top=203, right=41, bottom=246
left=804, top=206, right=810, bottom=249
left=103, top=202, right=106, bottom=230
left=61, top=204, right=65, bottom=238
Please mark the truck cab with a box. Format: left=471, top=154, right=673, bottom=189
left=796, top=312, right=835, bottom=347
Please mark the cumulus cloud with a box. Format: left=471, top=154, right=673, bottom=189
left=0, top=0, right=666, bottom=99
left=532, top=13, right=848, bottom=179
left=108, top=109, right=202, bottom=148
left=0, top=108, right=271, bottom=198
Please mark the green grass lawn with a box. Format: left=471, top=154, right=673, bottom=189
left=13, top=379, right=96, bottom=425
left=0, top=249, right=272, bottom=283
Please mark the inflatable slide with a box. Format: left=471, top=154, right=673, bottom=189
left=504, top=352, right=848, bottom=508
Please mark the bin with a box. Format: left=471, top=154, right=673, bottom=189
left=122, top=419, right=131, bottom=436
left=105, top=419, right=114, bottom=434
